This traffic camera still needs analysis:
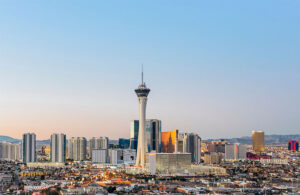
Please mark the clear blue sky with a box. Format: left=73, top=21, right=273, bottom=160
left=0, top=1, right=299, bottom=139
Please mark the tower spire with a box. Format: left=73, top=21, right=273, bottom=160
left=141, top=64, right=144, bottom=85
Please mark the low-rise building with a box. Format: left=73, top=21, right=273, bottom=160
left=123, top=149, right=136, bottom=164
left=109, top=149, right=123, bottom=165
left=204, top=152, right=222, bottom=164
left=148, top=153, right=191, bottom=174
left=260, top=158, right=289, bottom=165
left=26, top=162, right=65, bottom=168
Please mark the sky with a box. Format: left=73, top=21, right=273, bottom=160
left=0, top=1, right=299, bottom=140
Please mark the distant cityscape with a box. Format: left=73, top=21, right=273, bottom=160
left=0, top=74, right=299, bottom=194
left=0, top=130, right=299, bottom=164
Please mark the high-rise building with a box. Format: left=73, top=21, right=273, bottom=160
left=288, top=140, right=299, bottom=151
left=161, top=130, right=178, bottom=153
left=50, top=133, right=66, bottom=163
left=252, top=131, right=265, bottom=153
left=89, top=137, right=109, bottom=157
left=0, top=142, right=20, bottom=161
left=130, top=120, right=139, bottom=150
left=177, top=133, right=201, bottom=164
left=135, top=70, right=150, bottom=167
left=68, top=137, right=87, bottom=161
left=146, top=119, right=162, bottom=153
left=207, top=140, right=227, bottom=153
left=22, top=133, right=36, bottom=163
left=130, top=119, right=161, bottom=152
left=119, top=138, right=130, bottom=149
left=108, top=140, right=119, bottom=149
left=225, top=143, right=247, bottom=160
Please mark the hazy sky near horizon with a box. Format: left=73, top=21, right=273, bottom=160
left=0, top=1, right=299, bottom=140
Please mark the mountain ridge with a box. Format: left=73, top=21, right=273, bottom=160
left=0, top=135, right=50, bottom=145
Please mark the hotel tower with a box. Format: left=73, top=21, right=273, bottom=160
left=22, top=133, right=36, bottom=163
left=135, top=69, right=150, bottom=167
left=252, top=131, right=265, bottom=153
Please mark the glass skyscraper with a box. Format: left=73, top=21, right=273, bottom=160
left=119, top=138, right=130, bottom=149
left=130, top=120, right=139, bottom=151
left=130, top=119, right=161, bottom=153
left=146, top=119, right=162, bottom=153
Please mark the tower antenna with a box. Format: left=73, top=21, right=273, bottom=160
left=141, top=64, right=144, bottom=85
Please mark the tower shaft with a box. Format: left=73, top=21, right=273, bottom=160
left=136, top=97, right=147, bottom=166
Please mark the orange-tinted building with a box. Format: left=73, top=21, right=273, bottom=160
left=161, top=130, right=178, bottom=153
left=252, top=131, right=265, bottom=153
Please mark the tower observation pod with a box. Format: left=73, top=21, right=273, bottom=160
left=135, top=69, right=150, bottom=167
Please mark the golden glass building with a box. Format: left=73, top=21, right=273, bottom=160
left=161, top=130, right=178, bottom=153
left=252, top=131, right=265, bottom=153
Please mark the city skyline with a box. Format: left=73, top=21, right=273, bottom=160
left=1, top=1, right=300, bottom=140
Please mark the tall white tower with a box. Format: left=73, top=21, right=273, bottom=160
left=68, top=137, right=87, bottom=161
left=50, top=133, right=66, bottom=163
left=135, top=68, right=150, bottom=167
left=22, top=133, right=36, bottom=163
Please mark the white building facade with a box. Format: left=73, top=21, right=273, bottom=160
left=68, top=137, right=87, bottom=161
left=22, top=133, right=36, bottom=163
left=109, top=149, right=123, bottom=165
left=123, top=149, right=136, bottom=164
left=92, top=149, right=108, bottom=164
left=0, top=142, right=20, bottom=161
left=89, top=137, right=109, bottom=158
left=50, top=133, right=66, bottom=163
left=225, top=143, right=247, bottom=160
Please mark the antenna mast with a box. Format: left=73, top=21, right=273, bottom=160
left=141, top=64, right=144, bottom=85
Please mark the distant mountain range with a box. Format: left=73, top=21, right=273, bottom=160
left=0, top=135, right=50, bottom=146
left=205, top=134, right=300, bottom=144
left=0, top=135, right=117, bottom=147
left=0, top=136, right=20, bottom=144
